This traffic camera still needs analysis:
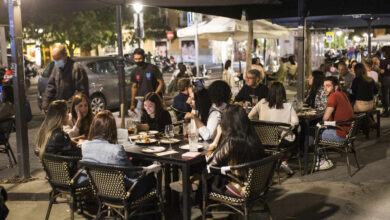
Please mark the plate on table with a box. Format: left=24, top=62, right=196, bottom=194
left=141, top=146, right=166, bottom=153
left=135, top=138, right=158, bottom=145
left=129, top=135, right=141, bottom=140
left=148, top=130, right=159, bottom=135
left=179, top=144, right=204, bottom=150
left=160, top=138, right=181, bottom=144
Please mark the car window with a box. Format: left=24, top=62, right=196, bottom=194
left=42, top=62, right=54, bottom=78
left=86, top=62, right=97, bottom=73
left=95, top=60, right=117, bottom=75
left=124, top=61, right=136, bottom=76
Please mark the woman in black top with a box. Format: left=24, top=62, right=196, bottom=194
left=351, top=63, right=378, bottom=112
left=138, top=92, right=172, bottom=132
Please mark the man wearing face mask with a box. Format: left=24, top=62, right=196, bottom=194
left=42, top=44, right=89, bottom=112
left=130, top=48, right=163, bottom=111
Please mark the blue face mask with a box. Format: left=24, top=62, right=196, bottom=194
left=54, top=59, right=65, bottom=68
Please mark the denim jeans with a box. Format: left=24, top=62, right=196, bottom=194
left=321, top=129, right=346, bottom=143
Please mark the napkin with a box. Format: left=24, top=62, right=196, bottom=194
left=182, top=152, right=201, bottom=159
left=155, top=150, right=178, bottom=156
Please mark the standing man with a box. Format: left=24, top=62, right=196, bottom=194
left=130, top=48, right=164, bottom=111
left=235, top=69, right=268, bottom=104
left=42, top=44, right=89, bottom=111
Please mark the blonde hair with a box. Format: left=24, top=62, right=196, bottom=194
left=35, top=100, right=68, bottom=158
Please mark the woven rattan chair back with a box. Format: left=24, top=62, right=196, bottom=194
left=88, top=166, right=127, bottom=201
left=346, top=113, right=366, bottom=139
left=243, top=155, right=278, bottom=200
left=42, top=154, right=80, bottom=189
left=251, top=120, right=291, bottom=146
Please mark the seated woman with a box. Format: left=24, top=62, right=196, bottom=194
left=0, top=85, right=14, bottom=121
left=351, top=63, right=378, bottom=112
left=248, top=82, right=299, bottom=175
left=82, top=110, right=155, bottom=197
left=138, top=92, right=172, bottom=132
left=185, top=80, right=230, bottom=141
left=35, top=100, right=81, bottom=159
left=64, top=93, right=94, bottom=138
left=207, top=105, right=265, bottom=198
left=305, top=70, right=327, bottom=111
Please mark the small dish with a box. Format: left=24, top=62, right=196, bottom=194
left=141, top=146, right=166, bottom=153
left=160, top=138, right=181, bottom=144
left=129, top=135, right=140, bottom=140
left=135, top=138, right=158, bottom=145
left=148, top=130, right=159, bottom=135
left=179, top=144, right=204, bottom=150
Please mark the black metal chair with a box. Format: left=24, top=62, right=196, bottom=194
left=0, top=117, right=17, bottom=167
left=311, top=113, right=366, bottom=176
left=41, top=153, right=91, bottom=220
left=251, top=120, right=302, bottom=177
left=201, top=154, right=279, bottom=220
left=79, top=161, right=164, bottom=220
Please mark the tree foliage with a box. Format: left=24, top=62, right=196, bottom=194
left=23, top=6, right=171, bottom=56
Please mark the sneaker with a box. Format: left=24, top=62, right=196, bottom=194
left=315, top=159, right=334, bottom=171
left=280, top=163, right=294, bottom=175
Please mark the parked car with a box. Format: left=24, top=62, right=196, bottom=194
left=37, top=57, right=136, bottom=113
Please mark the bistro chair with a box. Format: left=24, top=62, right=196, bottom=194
left=201, top=154, right=279, bottom=220
left=41, top=153, right=91, bottom=220
left=251, top=120, right=302, bottom=178
left=79, top=161, right=164, bottom=220
left=0, top=117, right=17, bottom=167
left=311, top=113, right=366, bottom=176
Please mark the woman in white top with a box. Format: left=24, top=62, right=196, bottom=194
left=63, top=93, right=94, bottom=138
left=185, top=80, right=231, bottom=141
left=248, top=82, right=299, bottom=175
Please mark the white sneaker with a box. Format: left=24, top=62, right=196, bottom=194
left=315, top=159, right=334, bottom=171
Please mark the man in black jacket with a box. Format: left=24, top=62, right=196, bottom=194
left=235, top=69, right=268, bottom=104
left=42, top=45, right=89, bottom=111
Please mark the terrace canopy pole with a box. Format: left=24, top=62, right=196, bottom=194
left=296, top=0, right=307, bottom=104
left=366, top=17, right=374, bottom=57
left=8, top=0, right=30, bottom=178
left=116, top=4, right=128, bottom=121
left=245, top=20, right=253, bottom=79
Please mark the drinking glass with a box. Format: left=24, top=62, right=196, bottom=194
left=127, top=120, right=136, bottom=135
left=188, top=132, right=199, bottom=152
left=165, top=124, right=174, bottom=149
left=251, top=95, right=259, bottom=106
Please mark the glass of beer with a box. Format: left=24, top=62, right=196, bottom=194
left=127, top=120, right=136, bottom=134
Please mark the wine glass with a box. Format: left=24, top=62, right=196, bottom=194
left=165, top=124, right=174, bottom=149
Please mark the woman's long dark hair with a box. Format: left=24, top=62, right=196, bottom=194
left=289, top=55, right=296, bottom=65
left=88, top=110, right=118, bottom=144
left=194, top=88, right=211, bottom=124
left=70, top=93, right=94, bottom=137
left=224, top=60, right=231, bottom=70
left=306, top=70, right=325, bottom=108
left=266, top=82, right=287, bottom=109
left=218, top=105, right=263, bottom=166
left=143, top=92, right=165, bottom=120
left=354, top=63, right=372, bottom=82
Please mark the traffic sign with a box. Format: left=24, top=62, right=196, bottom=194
left=326, top=32, right=335, bottom=42
left=166, top=31, right=174, bottom=40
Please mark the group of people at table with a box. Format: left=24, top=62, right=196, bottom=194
left=30, top=46, right=382, bottom=216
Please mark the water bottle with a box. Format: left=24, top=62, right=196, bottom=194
left=292, top=95, right=298, bottom=110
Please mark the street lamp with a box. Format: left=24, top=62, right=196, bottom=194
left=133, top=3, right=143, bottom=48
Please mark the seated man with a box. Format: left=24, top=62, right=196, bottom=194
left=172, top=78, right=192, bottom=120
left=319, top=76, right=354, bottom=169
left=235, top=69, right=268, bottom=104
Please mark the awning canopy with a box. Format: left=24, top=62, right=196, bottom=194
left=272, top=14, right=390, bottom=29
left=177, top=17, right=290, bottom=41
